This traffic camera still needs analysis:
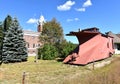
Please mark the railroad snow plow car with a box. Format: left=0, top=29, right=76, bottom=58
left=63, top=28, right=114, bottom=65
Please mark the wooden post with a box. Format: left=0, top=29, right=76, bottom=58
left=35, top=55, right=38, bottom=62
left=41, top=54, right=43, bottom=60
left=22, top=72, right=26, bottom=84
left=93, top=59, right=95, bottom=70
left=34, top=48, right=38, bottom=62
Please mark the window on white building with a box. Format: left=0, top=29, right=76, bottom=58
left=33, top=44, right=35, bottom=48
left=26, top=42, right=29, bottom=48
left=38, top=44, right=40, bottom=47
left=27, top=43, right=29, bottom=48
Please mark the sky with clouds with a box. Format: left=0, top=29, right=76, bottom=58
left=0, top=0, right=120, bottom=43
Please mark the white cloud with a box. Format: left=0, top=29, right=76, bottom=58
left=83, top=0, right=92, bottom=7
left=67, top=19, right=73, bottom=22
left=67, top=18, right=79, bottom=22
left=75, top=0, right=92, bottom=12
left=75, top=8, right=86, bottom=12
left=57, top=0, right=75, bottom=11
left=26, top=18, right=38, bottom=24
left=74, top=18, right=79, bottom=21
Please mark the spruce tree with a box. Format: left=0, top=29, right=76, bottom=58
left=3, top=15, right=12, bottom=32
left=0, top=22, right=3, bottom=61
left=2, top=18, right=28, bottom=63
left=0, top=15, right=12, bottom=63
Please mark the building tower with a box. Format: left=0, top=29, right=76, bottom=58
left=37, top=15, right=45, bottom=32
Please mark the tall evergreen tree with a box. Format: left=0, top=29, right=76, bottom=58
left=3, top=15, right=12, bottom=32
left=2, top=18, right=28, bottom=63
left=0, top=15, right=12, bottom=62
left=0, top=22, right=3, bottom=61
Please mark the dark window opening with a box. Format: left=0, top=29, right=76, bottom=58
left=33, top=44, right=35, bottom=48
left=27, top=43, right=29, bottom=48
left=117, top=44, right=120, bottom=50
left=38, top=44, right=40, bottom=47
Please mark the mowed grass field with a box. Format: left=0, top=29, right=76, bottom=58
left=0, top=55, right=120, bottom=84
left=0, top=57, right=88, bottom=84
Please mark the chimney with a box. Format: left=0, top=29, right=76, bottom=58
left=37, top=15, right=45, bottom=32
left=37, top=24, right=42, bottom=32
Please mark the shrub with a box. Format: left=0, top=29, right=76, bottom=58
left=38, top=44, right=58, bottom=60
left=58, top=41, right=77, bottom=58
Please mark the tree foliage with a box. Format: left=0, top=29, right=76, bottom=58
left=0, top=22, right=3, bottom=61
left=38, top=44, right=58, bottom=60
left=0, top=15, right=12, bottom=62
left=58, top=40, right=77, bottom=58
left=3, top=15, right=12, bottom=32
left=2, top=18, right=28, bottom=63
left=38, top=18, right=77, bottom=60
left=40, top=18, right=64, bottom=45
left=0, top=22, right=3, bottom=42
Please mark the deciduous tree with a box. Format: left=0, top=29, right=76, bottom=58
left=40, top=18, right=64, bottom=45
left=38, top=18, right=77, bottom=60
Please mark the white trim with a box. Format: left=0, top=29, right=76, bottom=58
left=23, top=30, right=40, bottom=36
left=28, top=48, right=37, bottom=49
left=24, top=33, right=39, bottom=36
left=28, top=53, right=36, bottom=56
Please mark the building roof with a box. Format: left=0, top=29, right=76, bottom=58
left=23, top=30, right=40, bottom=36
left=106, top=31, right=120, bottom=43
left=116, top=34, right=120, bottom=38
left=66, top=27, right=100, bottom=36
left=82, top=27, right=99, bottom=32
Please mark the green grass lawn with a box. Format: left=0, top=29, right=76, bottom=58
left=0, top=57, right=88, bottom=84
left=0, top=55, right=120, bottom=84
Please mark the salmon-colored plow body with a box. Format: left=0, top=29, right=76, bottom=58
left=63, top=28, right=114, bottom=65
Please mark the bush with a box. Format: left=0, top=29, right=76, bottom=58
left=58, top=41, right=77, bottom=58
left=38, top=44, right=58, bottom=60
left=38, top=41, right=77, bottom=60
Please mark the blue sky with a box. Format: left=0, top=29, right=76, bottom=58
left=0, top=0, right=120, bottom=43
